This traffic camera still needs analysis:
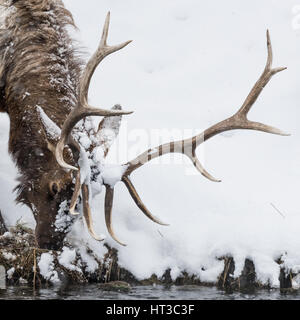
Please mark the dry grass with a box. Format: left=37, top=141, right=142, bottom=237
left=0, top=225, right=136, bottom=287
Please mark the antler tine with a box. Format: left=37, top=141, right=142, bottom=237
left=82, top=184, right=104, bottom=241
left=79, top=12, right=133, bottom=106
left=55, top=12, right=133, bottom=171
left=69, top=170, right=81, bottom=215
left=266, top=30, right=273, bottom=71
left=240, top=120, right=289, bottom=136
left=236, top=30, right=287, bottom=121
left=122, top=176, right=169, bottom=226
left=101, top=11, right=110, bottom=47
left=104, top=185, right=127, bottom=246
left=190, top=150, right=221, bottom=182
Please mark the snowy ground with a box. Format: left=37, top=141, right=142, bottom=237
left=1, top=0, right=300, bottom=287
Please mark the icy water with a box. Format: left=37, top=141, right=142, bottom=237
left=0, top=285, right=300, bottom=300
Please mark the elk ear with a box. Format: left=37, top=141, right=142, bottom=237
left=37, top=105, right=61, bottom=148
left=37, top=106, right=61, bottom=155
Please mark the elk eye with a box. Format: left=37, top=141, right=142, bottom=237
left=49, top=182, right=59, bottom=196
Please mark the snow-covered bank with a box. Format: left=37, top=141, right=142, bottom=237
left=1, top=0, right=300, bottom=288
left=0, top=223, right=297, bottom=292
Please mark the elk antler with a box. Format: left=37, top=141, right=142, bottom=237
left=53, top=13, right=133, bottom=240
left=55, top=12, right=133, bottom=171
left=102, top=30, right=289, bottom=246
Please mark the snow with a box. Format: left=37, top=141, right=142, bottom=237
left=0, top=116, right=34, bottom=229
left=38, top=253, right=60, bottom=284
left=77, top=246, right=99, bottom=273
left=78, top=147, right=91, bottom=184
left=0, top=0, right=300, bottom=287
left=2, top=232, right=12, bottom=239
left=96, top=106, right=123, bottom=153
left=58, top=247, right=81, bottom=273
left=22, top=92, right=31, bottom=100
left=1, top=251, right=16, bottom=261
left=55, top=200, right=74, bottom=233
left=66, top=218, right=107, bottom=262
left=6, top=267, right=15, bottom=280
left=101, top=164, right=128, bottom=188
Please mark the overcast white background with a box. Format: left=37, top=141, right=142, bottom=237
left=1, top=0, right=300, bottom=285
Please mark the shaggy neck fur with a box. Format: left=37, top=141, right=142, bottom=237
left=0, top=0, right=82, bottom=204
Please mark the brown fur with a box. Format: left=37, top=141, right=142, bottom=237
left=0, top=0, right=83, bottom=249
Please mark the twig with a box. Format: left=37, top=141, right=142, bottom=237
left=270, top=203, right=285, bottom=219
left=33, top=248, right=37, bottom=291
left=157, top=230, right=164, bottom=238
left=222, top=258, right=230, bottom=288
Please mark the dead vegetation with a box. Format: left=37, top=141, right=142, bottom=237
left=0, top=223, right=136, bottom=287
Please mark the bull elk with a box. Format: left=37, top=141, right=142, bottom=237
left=0, top=0, right=288, bottom=250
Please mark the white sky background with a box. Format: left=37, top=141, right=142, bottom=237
left=1, top=0, right=300, bottom=285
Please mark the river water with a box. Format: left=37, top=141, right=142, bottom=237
left=0, top=284, right=300, bottom=300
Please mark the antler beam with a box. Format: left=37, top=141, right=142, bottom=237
left=55, top=12, right=133, bottom=171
